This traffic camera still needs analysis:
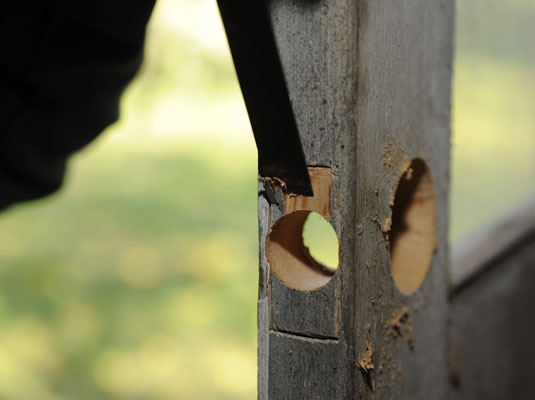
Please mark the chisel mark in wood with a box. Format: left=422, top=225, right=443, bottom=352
left=269, top=329, right=339, bottom=343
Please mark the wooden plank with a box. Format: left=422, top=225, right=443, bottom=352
left=449, top=235, right=535, bottom=399
left=257, top=0, right=453, bottom=398
left=450, top=197, right=535, bottom=291
left=352, top=0, right=453, bottom=397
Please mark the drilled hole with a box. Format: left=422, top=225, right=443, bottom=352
left=389, top=158, right=437, bottom=294
left=302, top=212, right=339, bottom=272
left=266, top=211, right=339, bottom=291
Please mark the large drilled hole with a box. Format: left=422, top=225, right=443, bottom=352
left=389, top=158, right=437, bottom=294
left=266, top=211, right=339, bottom=291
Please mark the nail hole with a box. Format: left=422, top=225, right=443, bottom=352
left=266, top=211, right=339, bottom=291
left=389, top=158, right=437, bottom=294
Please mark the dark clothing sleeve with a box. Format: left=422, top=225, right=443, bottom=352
left=0, top=1, right=156, bottom=210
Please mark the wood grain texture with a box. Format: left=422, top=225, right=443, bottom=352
left=258, top=0, right=453, bottom=398
left=449, top=236, right=535, bottom=400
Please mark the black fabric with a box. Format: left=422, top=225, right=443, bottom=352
left=0, top=1, right=156, bottom=210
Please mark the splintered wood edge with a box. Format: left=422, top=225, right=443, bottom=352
left=450, top=196, right=535, bottom=292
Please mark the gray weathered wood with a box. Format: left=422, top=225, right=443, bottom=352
left=258, top=0, right=454, bottom=398
left=449, top=235, right=535, bottom=399
left=450, top=197, right=535, bottom=289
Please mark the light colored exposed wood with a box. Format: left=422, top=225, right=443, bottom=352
left=266, top=210, right=334, bottom=290
left=258, top=0, right=453, bottom=398
left=281, top=167, right=333, bottom=218
left=265, top=168, right=336, bottom=291
left=389, top=158, right=437, bottom=294
left=450, top=197, right=535, bottom=290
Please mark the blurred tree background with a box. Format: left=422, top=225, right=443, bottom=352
left=0, top=0, right=532, bottom=399
left=451, top=0, right=534, bottom=239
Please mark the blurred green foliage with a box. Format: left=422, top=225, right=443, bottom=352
left=0, top=1, right=258, bottom=398
left=0, top=143, right=258, bottom=400
left=0, top=0, right=532, bottom=398
left=302, top=213, right=339, bottom=271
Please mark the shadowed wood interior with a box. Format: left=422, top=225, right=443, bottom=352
left=389, top=158, right=437, bottom=294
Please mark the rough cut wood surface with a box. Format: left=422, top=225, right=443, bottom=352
left=449, top=236, right=535, bottom=400
left=257, top=0, right=453, bottom=398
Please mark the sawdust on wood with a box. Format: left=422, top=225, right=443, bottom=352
left=359, top=341, right=375, bottom=373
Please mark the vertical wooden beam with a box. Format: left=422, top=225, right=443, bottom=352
left=258, top=0, right=453, bottom=398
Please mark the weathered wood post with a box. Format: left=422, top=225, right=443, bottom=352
left=257, top=0, right=453, bottom=398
